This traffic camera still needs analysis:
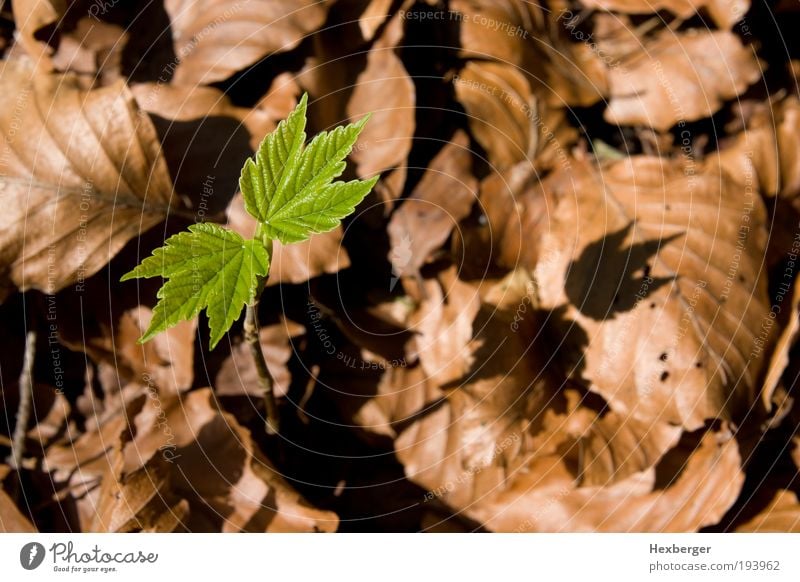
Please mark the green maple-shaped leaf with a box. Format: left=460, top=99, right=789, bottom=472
left=121, top=223, right=269, bottom=349
left=122, top=93, right=378, bottom=350
left=239, top=92, right=379, bottom=244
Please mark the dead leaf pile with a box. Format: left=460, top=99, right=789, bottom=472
left=2, top=0, right=800, bottom=533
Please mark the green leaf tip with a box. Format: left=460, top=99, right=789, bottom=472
left=120, top=223, right=270, bottom=350
left=239, top=92, right=379, bottom=244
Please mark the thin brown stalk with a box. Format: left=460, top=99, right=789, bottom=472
left=244, top=302, right=279, bottom=435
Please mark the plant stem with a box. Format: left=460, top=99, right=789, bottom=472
left=9, top=330, right=36, bottom=472
left=244, top=301, right=280, bottom=435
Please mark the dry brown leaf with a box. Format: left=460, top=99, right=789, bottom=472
left=127, top=388, right=338, bottom=532
left=300, top=7, right=414, bottom=180
left=760, top=275, right=800, bottom=410
left=603, top=29, right=761, bottom=130
left=50, top=17, right=128, bottom=86
left=164, top=0, right=328, bottom=85
left=91, top=432, right=189, bottom=533
left=454, top=161, right=553, bottom=277
left=11, top=0, right=65, bottom=70
left=406, top=267, right=481, bottom=387
left=454, top=62, right=532, bottom=169
left=472, top=429, right=742, bottom=532
left=534, top=156, right=773, bottom=430
left=346, top=41, right=415, bottom=178
left=0, top=488, right=37, bottom=532
left=578, top=0, right=750, bottom=29
left=0, top=59, right=175, bottom=299
left=713, top=97, right=800, bottom=201
left=450, top=0, right=540, bottom=67
left=387, top=131, right=476, bottom=280
left=165, top=0, right=330, bottom=85
left=453, top=60, right=577, bottom=169
left=358, top=0, right=394, bottom=41
left=737, top=490, right=800, bottom=532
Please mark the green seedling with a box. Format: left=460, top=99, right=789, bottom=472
left=122, top=93, right=377, bottom=432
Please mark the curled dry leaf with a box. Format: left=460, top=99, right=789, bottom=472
left=358, top=0, right=394, bottom=42
left=387, top=131, right=476, bottom=280
left=91, top=431, right=189, bottom=533
left=534, top=157, right=773, bottom=430
left=602, top=29, right=761, bottom=131
left=406, top=267, right=481, bottom=387
left=165, top=0, right=330, bottom=85
left=470, top=428, right=742, bottom=532
left=0, top=59, right=175, bottom=299
left=300, top=6, right=414, bottom=180
left=50, top=17, right=128, bottom=86
left=11, top=0, right=65, bottom=70
left=346, top=30, right=415, bottom=178
left=578, top=0, right=750, bottom=30
left=450, top=0, right=540, bottom=67
left=453, top=60, right=578, bottom=170
left=713, top=96, right=800, bottom=201
left=454, top=62, right=531, bottom=169
left=453, top=162, right=553, bottom=278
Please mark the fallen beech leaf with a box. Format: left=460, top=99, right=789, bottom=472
left=453, top=161, right=553, bottom=278
left=406, top=267, right=481, bottom=386
left=92, top=432, right=189, bottom=533
left=534, top=157, right=773, bottom=430
left=737, top=489, right=800, bottom=532
left=713, top=97, right=800, bottom=201
left=603, top=30, right=761, bottom=131
left=127, top=389, right=338, bottom=532
left=300, top=7, right=414, bottom=179
left=50, top=17, right=128, bottom=86
left=387, top=131, right=476, bottom=280
left=0, top=59, right=175, bottom=299
left=346, top=38, right=415, bottom=178
left=358, top=0, right=394, bottom=41
left=450, top=0, right=539, bottom=67
left=454, top=62, right=531, bottom=169
left=760, top=275, right=800, bottom=410
left=472, top=429, right=743, bottom=532
left=11, top=0, right=65, bottom=70
left=165, top=0, right=330, bottom=85
left=0, top=488, right=36, bottom=532
left=578, top=0, right=750, bottom=30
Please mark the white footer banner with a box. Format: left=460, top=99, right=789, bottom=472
left=0, top=534, right=797, bottom=580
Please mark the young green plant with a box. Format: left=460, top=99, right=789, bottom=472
left=121, top=94, right=378, bottom=434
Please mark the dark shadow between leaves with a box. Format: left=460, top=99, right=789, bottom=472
left=565, top=223, right=680, bottom=321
